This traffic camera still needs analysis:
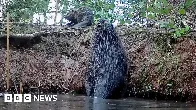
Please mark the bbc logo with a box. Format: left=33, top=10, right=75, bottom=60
left=4, top=94, right=31, bottom=102
left=4, top=94, right=58, bottom=102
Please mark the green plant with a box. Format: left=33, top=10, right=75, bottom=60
left=4, top=0, right=196, bottom=38
left=5, top=0, right=50, bottom=22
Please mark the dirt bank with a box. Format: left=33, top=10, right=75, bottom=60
left=0, top=25, right=195, bottom=102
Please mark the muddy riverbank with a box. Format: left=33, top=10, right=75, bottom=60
left=0, top=25, right=195, bottom=102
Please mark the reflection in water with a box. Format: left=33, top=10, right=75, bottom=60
left=0, top=95, right=196, bottom=110
left=84, top=97, right=109, bottom=110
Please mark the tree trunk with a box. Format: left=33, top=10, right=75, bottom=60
left=54, top=0, right=60, bottom=25
left=44, top=12, right=47, bottom=25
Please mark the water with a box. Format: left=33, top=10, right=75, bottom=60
left=0, top=95, right=196, bottom=110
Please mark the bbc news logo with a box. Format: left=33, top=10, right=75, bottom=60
left=4, top=94, right=58, bottom=102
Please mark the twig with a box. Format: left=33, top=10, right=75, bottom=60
left=5, top=12, right=10, bottom=92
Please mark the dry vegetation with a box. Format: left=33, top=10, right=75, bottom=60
left=0, top=24, right=195, bottom=101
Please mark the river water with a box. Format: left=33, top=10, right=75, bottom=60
left=0, top=95, right=196, bottom=110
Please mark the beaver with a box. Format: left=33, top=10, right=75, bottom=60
left=64, top=7, right=94, bottom=28
left=85, top=19, right=128, bottom=99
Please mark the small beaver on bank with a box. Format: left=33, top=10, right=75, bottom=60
left=64, top=7, right=94, bottom=28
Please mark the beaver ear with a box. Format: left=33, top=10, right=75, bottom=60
left=97, top=22, right=102, bottom=27
left=98, top=19, right=105, bottom=24
left=97, top=19, right=106, bottom=28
